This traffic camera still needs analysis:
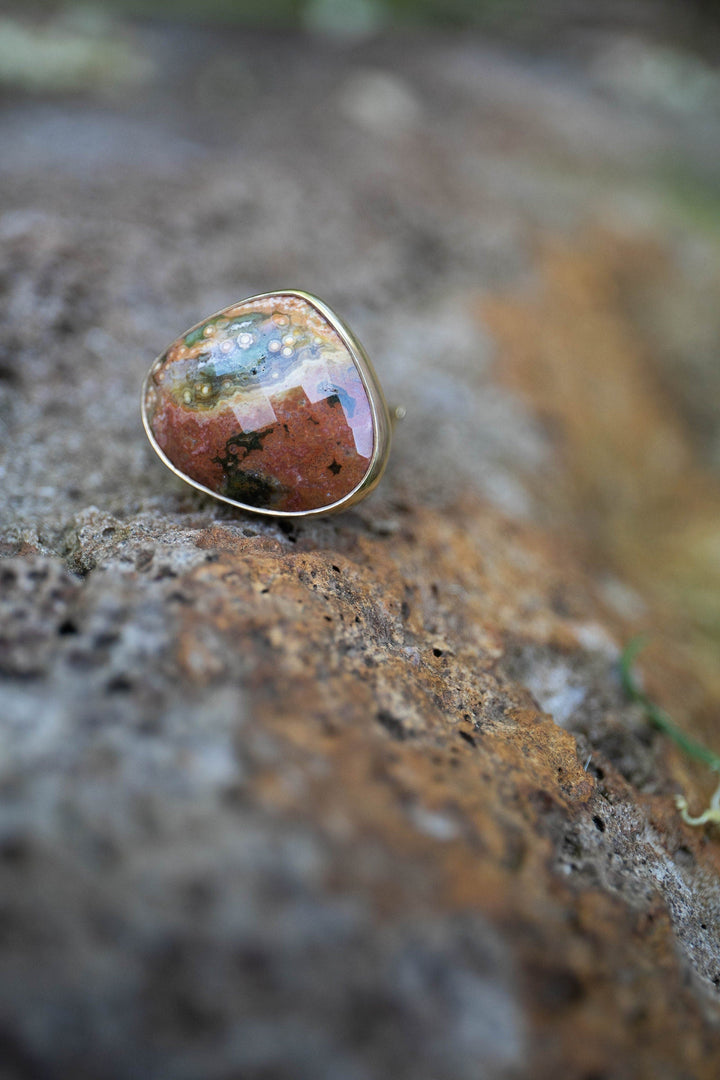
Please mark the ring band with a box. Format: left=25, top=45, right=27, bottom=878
left=141, top=290, right=392, bottom=517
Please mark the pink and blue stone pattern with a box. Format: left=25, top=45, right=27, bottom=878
left=143, top=294, right=375, bottom=512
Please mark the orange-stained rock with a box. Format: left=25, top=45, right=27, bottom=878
left=5, top=20, right=720, bottom=1080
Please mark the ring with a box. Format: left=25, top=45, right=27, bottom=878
left=141, top=290, right=392, bottom=517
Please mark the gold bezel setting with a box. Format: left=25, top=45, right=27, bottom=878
left=141, top=290, right=392, bottom=518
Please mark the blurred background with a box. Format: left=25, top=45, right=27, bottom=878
left=5, top=0, right=720, bottom=37
left=4, top=3, right=720, bottom=1078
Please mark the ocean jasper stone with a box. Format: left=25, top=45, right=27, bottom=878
left=143, top=292, right=387, bottom=514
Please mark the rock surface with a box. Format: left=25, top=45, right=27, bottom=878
left=2, top=14, right=720, bottom=1080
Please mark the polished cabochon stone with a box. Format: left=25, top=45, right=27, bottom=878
left=142, top=293, right=384, bottom=514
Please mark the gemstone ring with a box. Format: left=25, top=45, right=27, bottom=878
left=141, top=290, right=393, bottom=517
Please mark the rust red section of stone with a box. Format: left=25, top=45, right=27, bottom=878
left=144, top=294, right=374, bottom=512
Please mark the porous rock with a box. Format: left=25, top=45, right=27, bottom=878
left=2, top=15, right=720, bottom=1080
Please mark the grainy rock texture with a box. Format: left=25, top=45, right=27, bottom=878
left=2, top=14, right=720, bottom=1080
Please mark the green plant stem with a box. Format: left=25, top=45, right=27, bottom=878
left=619, top=637, right=720, bottom=773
